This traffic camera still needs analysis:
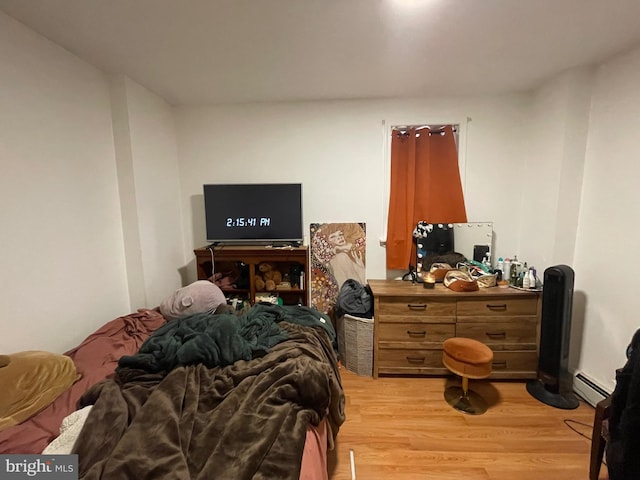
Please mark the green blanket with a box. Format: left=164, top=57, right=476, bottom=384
left=118, top=304, right=335, bottom=373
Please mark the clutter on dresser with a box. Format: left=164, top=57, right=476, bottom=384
left=494, top=255, right=542, bottom=290
left=408, top=220, right=540, bottom=291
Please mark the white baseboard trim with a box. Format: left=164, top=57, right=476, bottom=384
left=573, top=371, right=611, bottom=407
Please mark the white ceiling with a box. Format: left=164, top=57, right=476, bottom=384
left=2, top=0, right=640, bottom=106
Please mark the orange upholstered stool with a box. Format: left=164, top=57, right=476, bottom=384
left=442, top=337, right=494, bottom=415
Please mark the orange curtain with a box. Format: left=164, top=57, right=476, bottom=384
left=386, top=125, right=467, bottom=270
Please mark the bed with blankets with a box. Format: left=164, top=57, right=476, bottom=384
left=0, top=281, right=345, bottom=480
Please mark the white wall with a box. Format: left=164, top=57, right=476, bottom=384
left=175, top=95, right=530, bottom=283
left=111, top=76, right=185, bottom=308
left=0, top=14, right=187, bottom=353
left=521, top=68, right=593, bottom=272
left=572, top=45, right=640, bottom=392
left=498, top=57, right=640, bottom=392
left=0, top=12, right=129, bottom=353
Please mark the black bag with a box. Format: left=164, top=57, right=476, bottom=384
left=336, top=279, right=373, bottom=319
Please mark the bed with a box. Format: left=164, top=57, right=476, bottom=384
left=0, top=284, right=345, bottom=480
left=0, top=309, right=166, bottom=455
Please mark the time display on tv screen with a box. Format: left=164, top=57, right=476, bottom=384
left=204, top=184, right=302, bottom=243
left=226, top=217, right=271, bottom=228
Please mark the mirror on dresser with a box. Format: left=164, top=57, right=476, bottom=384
left=414, top=222, right=493, bottom=273
left=450, top=222, right=493, bottom=261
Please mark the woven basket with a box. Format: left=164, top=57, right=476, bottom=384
left=337, top=314, right=374, bottom=377
left=476, top=273, right=498, bottom=288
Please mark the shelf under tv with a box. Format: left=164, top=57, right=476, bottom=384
left=208, top=240, right=302, bottom=248
left=194, top=245, right=310, bottom=306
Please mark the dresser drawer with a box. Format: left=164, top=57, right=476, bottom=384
left=378, top=322, right=455, bottom=345
left=455, top=319, right=537, bottom=349
left=489, top=351, right=538, bottom=379
left=456, top=297, right=538, bottom=317
left=377, top=348, right=448, bottom=374
left=369, top=280, right=540, bottom=379
left=377, top=296, right=456, bottom=319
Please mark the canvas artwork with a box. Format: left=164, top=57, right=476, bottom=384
left=310, top=222, right=366, bottom=315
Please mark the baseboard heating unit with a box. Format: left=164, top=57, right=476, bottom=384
left=573, top=372, right=610, bottom=407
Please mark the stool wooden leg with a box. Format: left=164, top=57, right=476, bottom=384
left=461, top=376, right=469, bottom=398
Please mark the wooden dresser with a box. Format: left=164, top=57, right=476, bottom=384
left=368, top=279, right=541, bottom=379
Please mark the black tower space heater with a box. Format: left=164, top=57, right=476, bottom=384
left=526, top=265, right=579, bottom=409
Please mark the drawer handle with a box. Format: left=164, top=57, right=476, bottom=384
left=407, top=330, right=426, bottom=337
left=486, top=331, right=507, bottom=339
left=486, top=304, right=507, bottom=311
left=406, top=355, right=426, bottom=363
left=407, top=303, right=427, bottom=310
left=492, top=360, right=507, bottom=369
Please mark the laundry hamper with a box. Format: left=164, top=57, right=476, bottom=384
left=337, top=314, right=374, bottom=377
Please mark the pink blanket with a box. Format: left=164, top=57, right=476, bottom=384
left=0, top=309, right=166, bottom=454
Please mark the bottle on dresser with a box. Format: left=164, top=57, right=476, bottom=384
left=511, top=255, right=524, bottom=287
left=527, top=267, right=537, bottom=289
left=502, top=258, right=512, bottom=283
left=483, top=252, right=492, bottom=268
left=496, top=257, right=505, bottom=281
left=520, top=262, right=528, bottom=287
left=509, top=256, right=520, bottom=286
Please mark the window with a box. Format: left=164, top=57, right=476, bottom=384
left=383, top=121, right=468, bottom=270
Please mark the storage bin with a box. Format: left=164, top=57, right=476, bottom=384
left=337, top=314, right=374, bottom=377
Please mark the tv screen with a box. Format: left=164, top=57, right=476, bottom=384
left=204, top=183, right=303, bottom=244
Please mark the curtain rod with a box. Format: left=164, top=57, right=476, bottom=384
left=392, top=125, right=458, bottom=133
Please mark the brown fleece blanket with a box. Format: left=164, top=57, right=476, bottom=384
left=73, top=322, right=345, bottom=480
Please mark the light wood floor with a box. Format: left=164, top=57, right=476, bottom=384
left=328, top=368, right=608, bottom=480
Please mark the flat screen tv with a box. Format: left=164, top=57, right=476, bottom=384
left=204, top=183, right=303, bottom=244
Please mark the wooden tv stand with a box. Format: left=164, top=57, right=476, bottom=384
left=368, top=279, right=541, bottom=379
left=194, top=245, right=309, bottom=306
